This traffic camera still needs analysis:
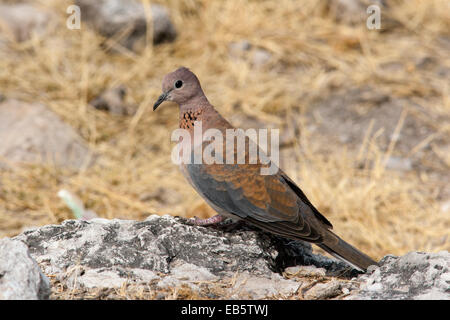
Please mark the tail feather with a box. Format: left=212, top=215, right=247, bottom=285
left=318, top=235, right=378, bottom=272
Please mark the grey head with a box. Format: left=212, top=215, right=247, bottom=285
left=153, top=67, right=208, bottom=111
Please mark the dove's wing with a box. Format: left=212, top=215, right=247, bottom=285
left=186, top=160, right=331, bottom=243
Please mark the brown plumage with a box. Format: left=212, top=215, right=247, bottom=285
left=153, top=66, right=378, bottom=271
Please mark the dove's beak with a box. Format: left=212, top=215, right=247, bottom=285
left=153, top=91, right=170, bottom=111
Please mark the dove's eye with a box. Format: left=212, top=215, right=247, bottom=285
left=174, top=80, right=183, bottom=89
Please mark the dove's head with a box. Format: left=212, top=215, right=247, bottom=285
left=153, top=67, right=208, bottom=111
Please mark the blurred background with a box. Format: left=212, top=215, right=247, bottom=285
left=0, top=0, right=448, bottom=261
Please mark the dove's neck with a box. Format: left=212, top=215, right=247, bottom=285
left=179, top=98, right=232, bottom=132
left=178, top=100, right=235, bottom=162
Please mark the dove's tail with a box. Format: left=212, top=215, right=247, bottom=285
left=318, top=233, right=378, bottom=272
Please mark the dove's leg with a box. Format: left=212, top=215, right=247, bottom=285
left=189, top=214, right=224, bottom=226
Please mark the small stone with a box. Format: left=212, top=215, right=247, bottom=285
left=229, top=40, right=252, bottom=55
left=232, top=272, right=300, bottom=299
left=385, top=156, right=412, bottom=171
left=284, top=265, right=326, bottom=277
left=304, top=280, right=342, bottom=300
left=252, top=49, right=271, bottom=67
left=415, top=56, right=436, bottom=70
left=90, top=85, right=135, bottom=116
left=328, top=0, right=388, bottom=26
left=169, top=262, right=218, bottom=282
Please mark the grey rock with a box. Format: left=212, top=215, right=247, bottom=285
left=76, top=0, right=177, bottom=51
left=231, top=272, right=300, bottom=299
left=328, top=0, right=400, bottom=31
left=415, top=56, right=436, bottom=70
left=304, top=280, right=342, bottom=299
left=164, top=261, right=218, bottom=282
left=150, top=4, right=177, bottom=45
left=89, top=85, right=135, bottom=116
left=0, top=4, right=54, bottom=42
left=14, top=215, right=319, bottom=277
left=385, top=156, right=413, bottom=171
left=329, top=0, right=383, bottom=24
left=252, top=49, right=272, bottom=68
left=349, top=251, right=450, bottom=299
left=228, top=40, right=271, bottom=68
left=329, top=0, right=370, bottom=24
left=65, top=266, right=160, bottom=289
left=379, top=61, right=405, bottom=73
left=0, top=238, right=50, bottom=300
left=156, top=261, right=218, bottom=292
left=284, top=265, right=327, bottom=277
left=0, top=99, right=93, bottom=169
left=228, top=40, right=252, bottom=56
left=13, top=215, right=352, bottom=298
left=10, top=216, right=449, bottom=299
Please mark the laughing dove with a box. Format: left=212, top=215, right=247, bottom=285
left=153, top=67, right=378, bottom=271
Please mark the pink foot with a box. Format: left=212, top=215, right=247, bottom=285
left=189, top=214, right=224, bottom=226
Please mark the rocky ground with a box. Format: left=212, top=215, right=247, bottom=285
left=1, top=215, right=448, bottom=300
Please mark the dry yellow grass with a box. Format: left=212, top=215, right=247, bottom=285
left=0, top=0, right=449, bottom=266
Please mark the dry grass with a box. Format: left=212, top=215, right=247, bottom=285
left=0, top=0, right=449, bottom=269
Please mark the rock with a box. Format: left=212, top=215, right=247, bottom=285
left=14, top=215, right=319, bottom=277
left=156, top=262, right=218, bottom=291
left=0, top=4, right=54, bottom=42
left=89, top=85, right=135, bottom=115
left=385, top=156, right=413, bottom=171
left=75, top=0, right=177, bottom=51
left=228, top=40, right=271, bottom=67
left=0, top=99, right=93, bottom=169
left=252, top=49, right=272, bottom=68
left=165, top=261, right=218, bottom=282
left=149, top=4, right=177, bottom=45
left=304, top=280, right=342, bottom=299
left=284, top=265, right=327, bottom=277
left=13, top=215, right=352, bottom=298
left=415, top=56, right=437, bottom=70
left=228, top=40, right=252, bottom=57
left=10, top=215, right=450, bottom=299
left=349, top=251, right=450, bottom=299
left=329, top=0, right=371, bottom=24
left=65, top=266, right=160, bottom=290
left=231, top=272, right=300, bottom=299
left=0, top=238, right=50, bottom=300
left=328, top=0, right=399, bottom=30
left=329, top=0, right=384, bottom=23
